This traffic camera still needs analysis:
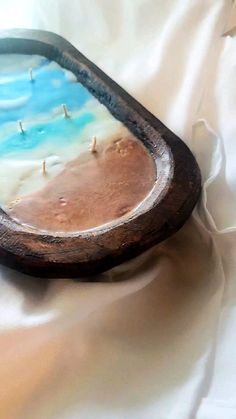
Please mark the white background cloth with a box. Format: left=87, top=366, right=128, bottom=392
left=0, top=1, right=235, bottom=418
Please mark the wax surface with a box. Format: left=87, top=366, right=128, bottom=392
left=0, top=54, right=156, bottom=232
left=9, top=137, right=155, bottom=232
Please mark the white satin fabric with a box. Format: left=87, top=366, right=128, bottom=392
left=0, top=1, right=235, bottom=418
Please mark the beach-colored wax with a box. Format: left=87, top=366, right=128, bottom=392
left=9, top=136, right=155, bottom=232
left=0, top=54, right=156, bottom=233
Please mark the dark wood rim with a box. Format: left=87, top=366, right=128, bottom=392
left=0, top=29, right=201, bottom=278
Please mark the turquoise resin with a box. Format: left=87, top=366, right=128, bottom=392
left=0, top=56, right=95, bottom=156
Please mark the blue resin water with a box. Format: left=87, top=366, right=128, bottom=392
left=0, top=54, right=125, bottom=206
left=0, top=112, right=95, bottom=156
left=0, top=56, right=94, bottom=156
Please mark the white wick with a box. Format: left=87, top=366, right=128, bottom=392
left=29, top=67, right=33, bottom=82
left=90, top=136, right=97, bottom=153
left=62, top=104, right=70, bottom=118
left=42, top=160, right=47, bottom=176
left=18, top=120, right=24, bottom=134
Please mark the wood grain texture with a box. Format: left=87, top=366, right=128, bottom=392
left=0, top=29, right=201, bottom=279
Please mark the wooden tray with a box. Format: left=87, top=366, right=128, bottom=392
left=0, top=29, right=201, bottom=279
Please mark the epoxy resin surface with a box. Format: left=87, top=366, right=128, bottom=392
left=0, top=54, right=156, bottom=233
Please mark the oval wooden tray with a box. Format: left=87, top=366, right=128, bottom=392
left=0, top=29, right=201, bottom=278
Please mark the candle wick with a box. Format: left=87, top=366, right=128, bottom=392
left=62, top=104, right=70, bottom=118
left=29, top=67, right=33, bottom=82
left=18, top=120, right=24, bottom=134
left=42, top=160, right=47, bottom=176
left=90, top=136, right=97, bottom=153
